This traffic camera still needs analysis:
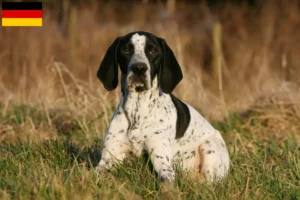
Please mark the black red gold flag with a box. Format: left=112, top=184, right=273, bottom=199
left=2, top=2, right=43, bottom=27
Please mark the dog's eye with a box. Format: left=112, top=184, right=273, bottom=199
left=123, top=48, right=131, bottom=54
left=149, top=48, right=157, bottom=55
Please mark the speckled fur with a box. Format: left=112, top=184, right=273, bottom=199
left=96, top=32, right=230, bottom=183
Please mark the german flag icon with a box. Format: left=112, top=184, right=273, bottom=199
left=2, top=2, right=43, bottom=27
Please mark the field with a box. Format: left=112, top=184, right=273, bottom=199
left=0, top=1, right=300, bottom=199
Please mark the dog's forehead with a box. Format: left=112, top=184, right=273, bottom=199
left=122, top=32, right=159, bottom=48
left=131, top=33, right=146, bottom=51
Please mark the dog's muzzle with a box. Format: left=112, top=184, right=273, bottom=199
left=127, top=62, right=150, bottom=92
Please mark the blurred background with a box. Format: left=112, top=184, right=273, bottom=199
left=1, top=0, right=300, bottom=120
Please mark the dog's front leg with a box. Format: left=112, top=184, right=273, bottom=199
left=96, top=108, right=131, bottom=172
left=145, top=134, right=175, bottom=183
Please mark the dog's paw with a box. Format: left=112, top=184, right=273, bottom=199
left=94, top=166, right=101, bottom=175
left=94, top=164, right=107, bottom=175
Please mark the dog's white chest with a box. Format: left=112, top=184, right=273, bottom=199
left=122, top=91, right=177, bottom=156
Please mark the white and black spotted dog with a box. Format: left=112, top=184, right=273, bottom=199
left=95, top=31, right=230, bottom=183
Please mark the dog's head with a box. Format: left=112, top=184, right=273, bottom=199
left=97, top=31, right=182, bottom=94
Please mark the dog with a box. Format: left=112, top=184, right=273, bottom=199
left=95, top=31, right=230, bottom=183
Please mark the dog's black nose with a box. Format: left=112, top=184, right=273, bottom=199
left=131, top=63, right=148, bottom=75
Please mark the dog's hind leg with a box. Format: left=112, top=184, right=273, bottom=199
left=197, top=133, right=230, bottom=183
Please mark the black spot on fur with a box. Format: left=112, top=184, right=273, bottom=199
left=170, top=94, right=191, bottom=139
left=130, top=136, right=136, bottom=140
left=154, top=132, right=160, bottom=134
left=166, top=156, right=169, bottom=161
left=160, top=119, right=164, bottom=123
left=207, top=150, right=212, bottom=154
left=144, top=135, right=147, bottom=138
left=119, top=129, right=124, bottom=133
left=199, top=164, right=202, bottom=172
left=145, top=124, right=151, bottom=129
left=205, top=140, right=210, bottom=144
left=191, top=151, right=195, bottom=155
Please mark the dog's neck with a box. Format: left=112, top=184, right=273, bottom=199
left=120, top=76, right=163, bottom=122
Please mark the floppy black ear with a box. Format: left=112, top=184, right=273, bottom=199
left=159, top=38, right=183, bottom=94
left=97, top=38, right=120, bottom=91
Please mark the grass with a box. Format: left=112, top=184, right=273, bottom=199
left=0, top=104, right=299, bottom=200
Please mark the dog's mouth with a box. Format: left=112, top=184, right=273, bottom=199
left=134, top=83, right=147, bottom=92
left=128, top=77, right=149, bottom=92
left=128, top=82, right=147, bottom=92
